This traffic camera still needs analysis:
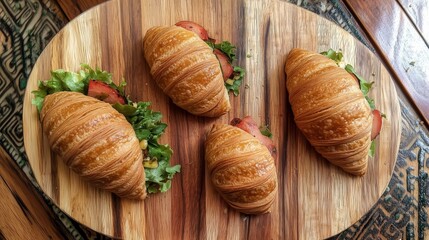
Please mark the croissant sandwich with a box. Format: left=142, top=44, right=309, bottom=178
left=143, top=21, right=245, bottom=117
left=32, top=65, right=181, bottom=199
left=40, top=91, right=147, bottom=199
left=285, top=48, right=383, bottom=176
left=205, top=117, right=278, bottom=214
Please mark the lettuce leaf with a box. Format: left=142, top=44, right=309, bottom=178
left=206, top=40, right=245, bottom=96
left=225, top=66, right=245, bottom=96
left=320, top=49, right=343, bottom=64
left=344, top=64, right=376, bottom=110
left=259, top=125, right=273, bottom=139
left=113, top=99, right=181, bottom=194
left=213, top=41, right=236, bottom=62
left=32, top=64, right=115, bottom=111
left=146, top=143, right=181, bottom=193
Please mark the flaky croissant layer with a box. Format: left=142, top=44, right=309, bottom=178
left=205, top=124, right=278, bottom=214
left=285, top=48, right=372, bottom=176
left=40, top=91, right=147, bottom=199
left=143, top=26, right=230, bottom=117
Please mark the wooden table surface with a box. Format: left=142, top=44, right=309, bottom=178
left=0, top=0, right=428, bottom=239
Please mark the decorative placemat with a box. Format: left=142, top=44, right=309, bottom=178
left=0, top=0, right=427, bottom=239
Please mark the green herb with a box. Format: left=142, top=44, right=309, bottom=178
left=213, top=41, right=236, bottom=62
left=320, top=49, right=343, bottom=64
left=206, top=40, right=246, bottom=96
left=225, top=66, right=245, bottom=96
left=32, top=64, right=180, bottom=194
left=259, top=125, right=273, bottom=139
left=344, top=64, right=376, bottom=110
left=113, top=102, right=180, bottom=193
left=205, top=40, right=215, bottom=50
left=145, top=148, right=180, bottom=193
left=111, top=103, right=137, bottom=116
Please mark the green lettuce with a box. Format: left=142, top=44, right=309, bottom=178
left=206, top=40, right=246, bottom=96
left=32, top=64, right=119, bottom=111
left=259, top=125, right=273, bottom=139
left=113, top=102, right=181, bottom=193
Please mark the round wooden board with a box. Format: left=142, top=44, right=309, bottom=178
left=23, top=0, right=401, bottom=239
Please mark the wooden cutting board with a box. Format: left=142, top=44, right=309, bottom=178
left=22, top=0, right=401, bottom=239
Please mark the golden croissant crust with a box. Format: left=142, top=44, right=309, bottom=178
left=285, top=48, right=372, bottom=176
left=205, top=124, right=278, bottom=214
left=40, top=91, right=146, bottom=199
left=143, top=26, right=230, bottom=117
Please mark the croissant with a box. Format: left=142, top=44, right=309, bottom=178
left=40, top=91, right=146, bottom=199
left=285, top=48, right=372, bottom=176
left=143, top=26, right=230, bottom=117
left=205, top=124, right=278, bottom=214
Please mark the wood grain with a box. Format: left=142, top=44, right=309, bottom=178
left=345, top=0, right=429, bottom=126
left=22, top=0, right=401, bottom=239
left=0, top=148, right=71, bottom=240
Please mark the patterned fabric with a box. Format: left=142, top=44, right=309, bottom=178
left=0, top=0, right=427, bottom=239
